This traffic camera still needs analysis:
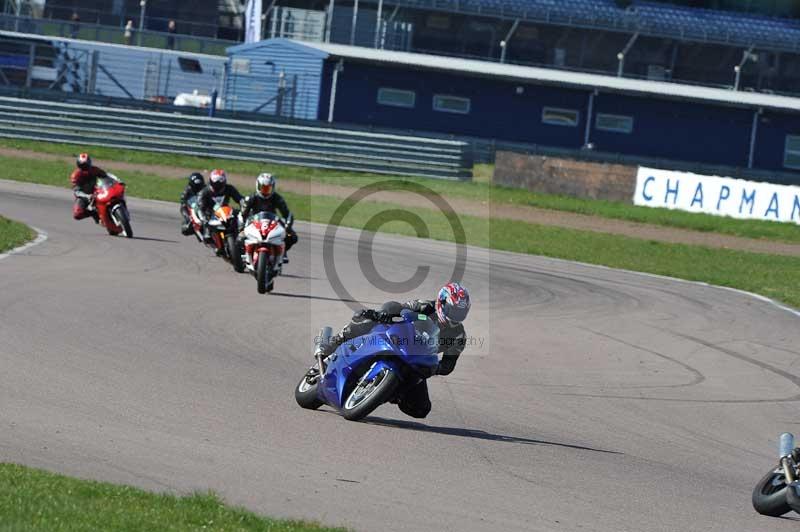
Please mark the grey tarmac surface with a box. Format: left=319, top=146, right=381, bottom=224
left=1, top=179, right=800, bottom=532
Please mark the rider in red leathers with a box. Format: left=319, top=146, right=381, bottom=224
left=70, top=153, right=107, bottom=222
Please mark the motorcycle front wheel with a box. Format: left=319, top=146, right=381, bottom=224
left=110, top=205, right=133, bottom=238
left=295, top=367, right=324, bottom=410
left=227, top=235, right=244, bottom=273
left=752, top=468, right=792, bottom=516
left=342, top=366, right=399, bottom=421
left=256, top=250, right=273, bottom=294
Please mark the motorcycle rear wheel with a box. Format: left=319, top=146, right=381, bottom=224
left=752, top=468, right=791, bottom=516
left=295, top=367, right=324, bottom=410
left=342, top=366, right=399, bottom=421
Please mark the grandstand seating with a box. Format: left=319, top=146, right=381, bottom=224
left=389, top=0, right=800, bottom=51
left=632, top=1, right=800, bottom=50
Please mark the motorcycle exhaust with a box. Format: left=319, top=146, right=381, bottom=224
left=779, top=432, right=797, bottom=483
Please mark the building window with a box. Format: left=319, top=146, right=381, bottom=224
left=377, top=88, right=416, bottom=108
left=433, top=94, right=470, bottom=114
left=785, top=135, right=800, bottom=170
left=542, top=107, right=579, bottom=127
left=596, top=113, right=634, bottom=133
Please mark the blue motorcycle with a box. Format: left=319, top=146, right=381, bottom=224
left=295, top=310, right=441, bottom=421
left=752, top=432, right=800, bottom=517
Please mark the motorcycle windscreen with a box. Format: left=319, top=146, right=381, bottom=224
left=96, top=177, right=115, bottom=189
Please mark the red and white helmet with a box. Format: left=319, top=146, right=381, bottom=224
left=256, top=172, right=275, bottom=199
left=209, top=169, right=227, bottom=194
left=76, top=152, right=92, bottom=170
left=435, top=282, right=470, bottom=325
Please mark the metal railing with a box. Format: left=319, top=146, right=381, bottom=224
left=39, top=1, right=242, bottom=39
left=0, top=13, right=236, bottom=55
left=0, top=96, right=472, bottom=179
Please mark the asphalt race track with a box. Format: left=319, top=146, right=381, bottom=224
left=2, top=179, right=800, bottom=532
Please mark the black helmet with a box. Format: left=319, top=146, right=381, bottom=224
left=188, top=172, right=205, bottom=192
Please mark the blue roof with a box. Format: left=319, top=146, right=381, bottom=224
left=227, top=38, right=330, bottom=58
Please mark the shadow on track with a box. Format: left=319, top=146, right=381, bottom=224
left=132, top=236, right=180, bottom=243
left=279, top=273, right=324, bottom=281
left=271, top=291, right=377, bottom=305
left=365, top=416, right=622, bottom=455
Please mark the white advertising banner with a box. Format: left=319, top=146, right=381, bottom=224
left=245, top=0, right=263, bottom=44
left=634, top=167, right=800, bottom=225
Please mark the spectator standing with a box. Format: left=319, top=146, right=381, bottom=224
left=70, top=12, right=80, bottom=39
left=167, top=19, right=176, bottom=49
left=124, top=20, right=134, bottom=45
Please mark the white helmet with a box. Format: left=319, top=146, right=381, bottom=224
left=256, top=173, right=276, bottom=199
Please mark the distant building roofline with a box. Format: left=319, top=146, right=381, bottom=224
left=231, top=38, right=800, bottom=113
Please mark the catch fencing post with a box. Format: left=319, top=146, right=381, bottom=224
left=209, top=89, right=218, bottom=117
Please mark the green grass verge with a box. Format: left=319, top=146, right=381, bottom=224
left=0, top=216, right=35, bottom=254
left=0, top=463, right=344, bottom=532
left=2, top=138, right=799, bottom=244
left=4, top=153, right=800, bottom=308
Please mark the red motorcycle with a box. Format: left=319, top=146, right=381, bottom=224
left=89, top=174, right=133, bottom=238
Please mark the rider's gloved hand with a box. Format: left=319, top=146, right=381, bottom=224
left=376, top=312, right=393, bottom=324
left=353, top=308, right=378, bottom=321
left=436, top=355, right=458, bottom=376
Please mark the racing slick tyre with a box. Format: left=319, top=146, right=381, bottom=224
left=295, top=368, right=324, bottom=410
left=106, top=203, right=133, bottom=238
left=342, top=366, right=400, bottom=422
left=117, top=205, right=133, bottom=238
left=228, top=236, right=244, bottom=273
left=785, top=480, right=800, bottom=515
left=256, top=250, right=269, bottom=294
left=752, top=469, right=792, bottom=516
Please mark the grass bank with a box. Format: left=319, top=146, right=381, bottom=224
left=0, top=216, right=35, bottom=253
left=2, top=138, right=799, bottom=244
left=4, top=153, right=800, bottom=308
left=0, top=463, right=345, bottom=532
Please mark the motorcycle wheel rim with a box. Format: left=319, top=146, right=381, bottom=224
left=344, top=367, right=389, bottom=410
left=762, top=470, right=788, bottom=495
left=298, top=376, right=316, bottom=392
left=111, top=207, right=126, bottom=236
left=298, top=365, right=320, bottom=392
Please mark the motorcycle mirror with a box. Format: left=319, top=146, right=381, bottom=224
left=780, top=432, right=795, bottom=459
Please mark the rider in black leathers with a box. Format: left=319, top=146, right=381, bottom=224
left=196, top=169, right=243, bottom=241
left=316, top=283, right=471, bottom=419
left=239, top=173, right=298, bottom=261
left=179, top=172, right=206, bottom=235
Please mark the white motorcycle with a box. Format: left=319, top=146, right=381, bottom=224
left=239, top=211, right=287, bottom=294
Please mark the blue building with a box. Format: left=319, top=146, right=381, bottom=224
left=226, top=38, right=800, bottom=175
